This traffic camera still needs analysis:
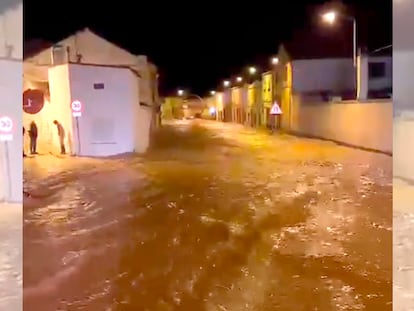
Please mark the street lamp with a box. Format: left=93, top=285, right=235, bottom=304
left=322, top=10, right=357, bottom=97
left=223, top=80, right=230, bottom=87
left=177, top=89, right=184, bottom=96
left=210, top=90, right=216, bottom=96
left=236, top=76, right=243, bottom=83
left=248, top=66, right=257, bottom=75
left=321, top=10, right=357, bottom=68
left=271, top=57, right=279, bottom=65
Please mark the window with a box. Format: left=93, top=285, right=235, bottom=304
left=369, top=62, right=386, bottom=78
left=51, top=45, right=68, bottom=65
left=93, top=83, right=105, bottom=90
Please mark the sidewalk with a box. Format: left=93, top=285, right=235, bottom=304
left=0, top=203, right=22, bottom=310
left=393, top=178, right=414, bottom=310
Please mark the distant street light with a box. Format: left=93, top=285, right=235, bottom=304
left=271, top=57, right=279, bottom=65
left=248, top=67, right=257, bottom=75
left=210, top=90, right=216, bottom=96
left=223, top=80, right=230, bottom=87
left=321, top=10, right=357, bottom=97
left=177, top=89, right=184, bottom=96
left=236, top=76, right=243, bottom=82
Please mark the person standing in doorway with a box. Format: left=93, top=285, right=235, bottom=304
left=28, top=121, right=38, bottom=154
left=53, top=120, right=66, bottom=154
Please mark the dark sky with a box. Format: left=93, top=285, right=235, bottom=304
left=24, top=0, right=391, bottom=96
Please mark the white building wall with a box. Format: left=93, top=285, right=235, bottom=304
left=291, top=58, right=354, bottom=93
left=0, top=2, right=22, bottom=203
left=0, top=59, right=22, bottom=202
left=59, top=64, right=142, bottom=156
left=0, top=1, right=23, bottom=60
left=25, top=28, right=153, bottom=106
left=393, top=0, right=414, bottom=182
left=48, top=65, right=74, bottom=154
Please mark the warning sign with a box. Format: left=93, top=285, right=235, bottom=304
left=270, top=101, right=282, bottom=115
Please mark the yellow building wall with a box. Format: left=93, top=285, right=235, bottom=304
left=231, top=87, right=242, bottom=107
left=262, top=72, right=273, bottom=109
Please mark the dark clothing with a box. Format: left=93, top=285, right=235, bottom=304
left=23, top=127, right=26, bottom=157
left=59, top=136, right=66, bottom=154
left=29, top=123, right=38, bottom=154
left=56, top=123, right=65, bottom=139
left=30, top=137, right=37, bottom=154
left=55, top=122, right=66, bottom=154
left=29, top=123, right=38, bottom=138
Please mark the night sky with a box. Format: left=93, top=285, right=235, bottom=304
left=24, top=0, right=391, bottom=96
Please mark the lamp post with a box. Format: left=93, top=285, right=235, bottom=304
left=322, top=11, right=357, bottom=98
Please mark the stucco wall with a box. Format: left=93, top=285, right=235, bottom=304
left=292, top=58, right=354, bottom=93
left=0, top=1, right=22, bottom=60
left=63, top=64, right=139, bottom=156
left=48, top=65, right=74, bottom=155
left=393, top=0, right=414, bottom=182
left=289, top=99, right=392, bottom=154
left=25, top=28, right=155, bottom=107
left=0, top=59, right=22, bottom=202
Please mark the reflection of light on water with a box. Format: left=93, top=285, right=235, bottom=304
left=325, top=279, right=365, bottom=310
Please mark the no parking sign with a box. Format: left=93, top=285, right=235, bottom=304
left=0, top=116, right=13, bottom=141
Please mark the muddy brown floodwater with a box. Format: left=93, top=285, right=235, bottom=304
left=23, top=120, right=392, bottom=311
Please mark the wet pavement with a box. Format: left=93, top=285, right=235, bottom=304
left=23, top=120, right=392, bottom=310
left=0, top=203, right=23, bottom=310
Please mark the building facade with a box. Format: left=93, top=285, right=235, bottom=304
left=0, top=1, right=23, bottom=203
left=23, top=28, right=159, bottom=155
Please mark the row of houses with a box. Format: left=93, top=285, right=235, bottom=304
left=203, top=40, right=391, bottom=131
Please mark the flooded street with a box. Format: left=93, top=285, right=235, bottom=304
left=23, top=120, right=392, bottom=310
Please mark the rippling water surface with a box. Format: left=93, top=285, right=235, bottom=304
left=24, top=120, right=392, bottom=310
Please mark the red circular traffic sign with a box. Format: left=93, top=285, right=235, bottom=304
left=0, top=116, right=13, bottom=133
left=71, top=100, right=82, bottom=112
left=23, top=89, right=45, bottom=114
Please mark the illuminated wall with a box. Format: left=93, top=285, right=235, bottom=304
left=215, top=92, right=224, bottom=112
left=261, top=71, right=273, bottom=108
left=247, top=84, right=256, bottom=109
left=231, top=87, right=242, bottom=107
left=24, top=28, right=157, bottom=108
left=47, top=63, right=144, bottom=157
left=289, top=98, right=392, bottom=154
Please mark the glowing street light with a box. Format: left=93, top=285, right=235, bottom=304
left=322, top=11, right=336, bottom=24
left=248, top=66, right=257, bottom=75
left=210, top=90, right=216, bottom=96
left=177, top=89, right=184, bottom=96
left=271, top=57, right=279, bottom=65
left=321, top=9, right=357, bottom=96
left=223, top=80, right=230, bottom=87
left=236, top=76, right=243, bottom=82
